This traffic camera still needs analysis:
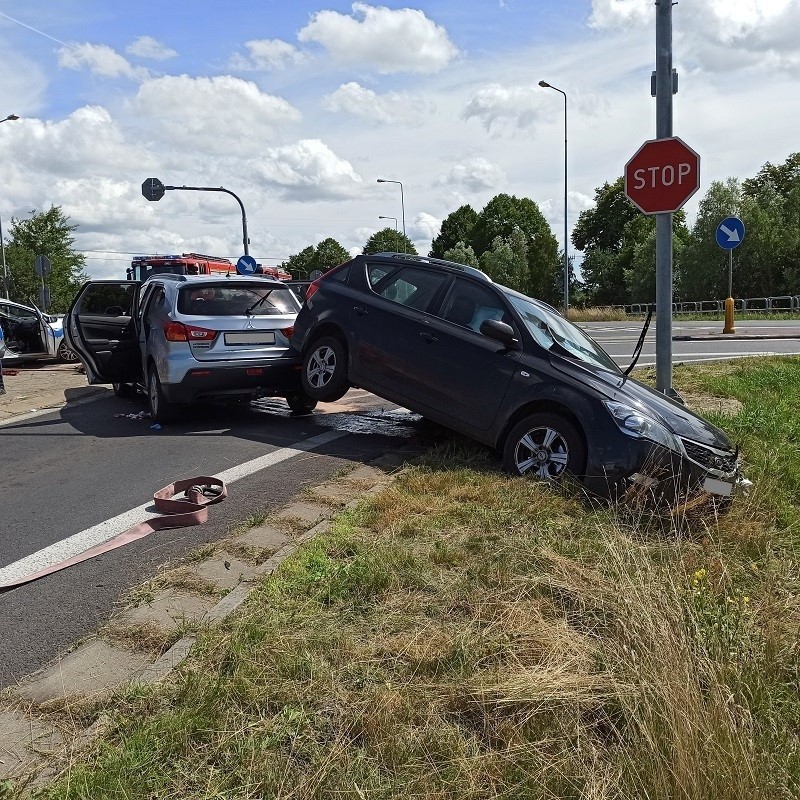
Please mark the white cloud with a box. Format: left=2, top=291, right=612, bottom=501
left=462, top=84, right=546, bottom=133
left=230, top=39, right=305, bottom=71
left=126, top=36, right=177, bottom=61
left=590, top=0, right=800, bottom=74
left=129, top=75, right=301, bottom=155
left=254, top=139, right=363, bottom=201
left=436, top=157, right=507, bottom=193
left=58, top=43, right=150, bottom=81
left=298, top=3, right=459, bottom=74
left=410, top=211, right=440, bottom=245
left=323, top=81, right=428, bottom=125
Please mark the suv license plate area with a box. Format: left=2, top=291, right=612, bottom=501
left=703, top=476, right=733, bottom=496
left=225, top=331, right=276, bottom=345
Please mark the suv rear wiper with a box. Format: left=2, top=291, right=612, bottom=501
left=245, top=292, right=273, bottom=316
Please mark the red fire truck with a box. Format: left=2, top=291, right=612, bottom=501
left=127, top=253, right=292, bottom=283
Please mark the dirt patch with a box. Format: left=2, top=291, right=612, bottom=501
left=680, top=391, right=742, bottom=416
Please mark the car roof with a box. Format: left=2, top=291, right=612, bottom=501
left=145, top=274, right=286, bottom=287
left=357, top=252, right=492, bottom=283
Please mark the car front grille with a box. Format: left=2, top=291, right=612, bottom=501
left=679, top=438, right=738, bottom=474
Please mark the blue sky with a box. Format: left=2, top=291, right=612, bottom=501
left=1, top=1, right=799, bottom=279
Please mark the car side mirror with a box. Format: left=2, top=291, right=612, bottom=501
left=480, top=318, right=521, bottom=350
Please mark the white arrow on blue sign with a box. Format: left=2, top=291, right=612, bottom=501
left=716, top=216, right=745, bottom=250
left=236, top=255, right=258, bottom=275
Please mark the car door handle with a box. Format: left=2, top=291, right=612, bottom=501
left=419, top=331, right=438, bottom=343
left=354, top=306, right=368, bottom=317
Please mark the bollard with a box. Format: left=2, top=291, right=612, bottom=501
left=723, top=296, right=735, bottom=334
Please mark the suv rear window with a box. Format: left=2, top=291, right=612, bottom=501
left=177, top=284, right=300, bottom=316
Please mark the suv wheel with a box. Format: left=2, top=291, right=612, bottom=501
left=503, top=413, right=585, bottom=481
left=301, top=336, right=350, bottom=402
left=286, top=391, right=318, bottom=415
left=147, top=365, right=178, bottom=424
left=113, top=382, right=135, bottom=398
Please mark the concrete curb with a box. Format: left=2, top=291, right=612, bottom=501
left=0, top=450, right=416, bottom=787
left=673, top=333, right=800, bottom=341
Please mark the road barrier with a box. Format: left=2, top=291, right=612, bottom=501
left=615, top=296, right=800, bottom=315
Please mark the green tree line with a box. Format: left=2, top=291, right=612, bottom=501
left=572, top=153, right=800, bottom=306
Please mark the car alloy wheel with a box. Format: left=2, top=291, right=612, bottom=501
left=503, top=413, right=585, bottom=481
left=58, top=340, right=79, bottom=362
left=285, top=391, right=318, bottom=415
left=301, top=335, right=349, bottom=402
left=147, top=365, right=177, bottom=424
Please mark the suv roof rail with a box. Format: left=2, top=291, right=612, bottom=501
left=370, top=252, right=492, bottom=282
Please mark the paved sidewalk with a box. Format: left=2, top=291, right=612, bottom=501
left=673, top=325, right=800, bottom=341
left=0, top=362, right=106, bottom=424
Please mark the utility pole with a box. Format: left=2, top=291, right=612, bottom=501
left=654, top=0, right=679, bottom=399
left=0, top=215, right=8, bottom=299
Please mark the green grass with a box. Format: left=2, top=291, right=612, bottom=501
left=11, top=357, right=800, bottom=800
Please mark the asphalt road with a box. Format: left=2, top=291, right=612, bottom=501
left=0, top=390, right=423, bottom=686
left=583, top=319, right=800, bottom=367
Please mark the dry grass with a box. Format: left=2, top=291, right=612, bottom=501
left=567, top=306, right=629, bottom=322
left=14, top=357, right=800, bottom=800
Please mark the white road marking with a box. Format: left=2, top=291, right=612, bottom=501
left=0, top=429, right=347, bottom=586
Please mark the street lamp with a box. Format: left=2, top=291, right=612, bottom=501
left=379, top=215, right=399, bottom=253
left=376, top=178, right=406, bottom=253
left=538, top=80, right=569, bottom=316
left=1, top=114, right=20, bottom=298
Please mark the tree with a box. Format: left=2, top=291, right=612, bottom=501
left=429, top=205, right=478, bottom=258
left=442, top=241, right=479, bottom=268
left=470, top=194, right=560, bottom=304
left=281, top=237, right=350, bottom=277
left=363, top=228, right=417, bottom=256
left=742, top=152, right=800, bottom=200
left=479, top=228, right=529, bottom=289
left=678, top=179, right=741, bottom=300
left=571, top=178, right=639, bottom=306
left=4, top=207, right=88, bottom=312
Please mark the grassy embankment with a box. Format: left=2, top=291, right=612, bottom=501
left=14, top=358, right=800, bottom=799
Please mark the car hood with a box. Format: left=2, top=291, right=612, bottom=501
left=549, top=354, right=735, bottom=450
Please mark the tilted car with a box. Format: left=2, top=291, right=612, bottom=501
left=291, top=252, right=748, bottom=504
left=0, top=299, right=77, bottom=364
left=65, top=274, right=316, bottom=422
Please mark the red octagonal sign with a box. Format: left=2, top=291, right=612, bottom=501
left=624, top=136, right=700, bottom=215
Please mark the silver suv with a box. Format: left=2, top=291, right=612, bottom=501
left=65, top=274, right=316, bottom=422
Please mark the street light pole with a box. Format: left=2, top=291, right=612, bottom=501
left=377, top=179, right=406, bottom=253
left=538, top=81, right=569, bottom=316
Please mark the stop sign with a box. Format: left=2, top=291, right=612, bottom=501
left=624, top=137, right=700, bottom=214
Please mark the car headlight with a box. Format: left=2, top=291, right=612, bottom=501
left=605, top=401, right=681, bottom=454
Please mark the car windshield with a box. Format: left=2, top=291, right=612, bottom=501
left=505, top=291, right=621, bottom=373
left=177, top=284, right=300, bottom=316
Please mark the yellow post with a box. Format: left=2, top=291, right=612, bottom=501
left=723, top=296, right=735, bottom=334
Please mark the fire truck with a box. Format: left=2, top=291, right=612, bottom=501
left=126, top=253, right=292, bottom=282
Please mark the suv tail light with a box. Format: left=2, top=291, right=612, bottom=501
left=281, top=326, right=295, bottom=339
left=305, top=279, right=322, bottom=302
left=164, top=322, right=217, bottom=342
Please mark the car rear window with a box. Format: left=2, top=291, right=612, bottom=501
left=177, top=284, right=300, bottom=316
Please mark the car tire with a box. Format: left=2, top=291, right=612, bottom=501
left=285, top=391, right=318, bottom=415
left=113, top=382, right=135, bottom=398
left=147, top=365, right=178, bottom=424
left=503, top=413, right=586, bottom=482
left=58, top=341, right=79, bottom=363
left=301, top=335, right=350, bottom=402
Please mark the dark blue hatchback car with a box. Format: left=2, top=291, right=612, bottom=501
left=291, top=253, right=748, bottom=504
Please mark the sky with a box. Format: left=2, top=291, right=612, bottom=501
left=1, top=0, right=799, bottom=280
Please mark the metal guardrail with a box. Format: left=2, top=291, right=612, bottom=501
left=617, top=296, right=800, bottom=315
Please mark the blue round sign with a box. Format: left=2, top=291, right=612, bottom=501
left=236, top=255, right=258, bottom=275
left=716, top=216, right=745, bottom=250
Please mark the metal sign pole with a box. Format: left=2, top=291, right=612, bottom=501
left=654, top=0, right=677, bottom=398
left=0, top=214, right=8, bottom=299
